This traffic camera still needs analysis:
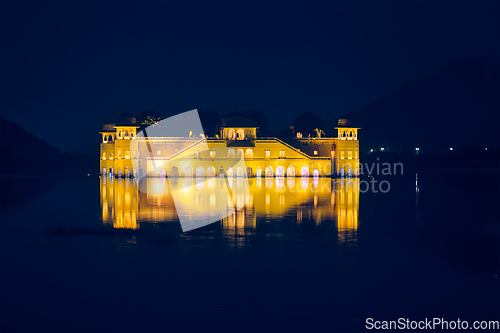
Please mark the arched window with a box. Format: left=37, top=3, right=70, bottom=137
left=286, top=166, right=295, bottom=177
left=349, top=131, right=352, bottom=137
left=185, top=167, right=193, bottom=177
left=196, top=166, right=204, bottom=177
left=245, top=149, right=253, bottom=159
left=125, top=130, right=129, bottom=137
left=236, top=167, right=244, bottom=177
left=130, top=132, right=134, bottom=138
left=313, top=169, right=319, bottom=178
left=228, top=149, right=235, bottom=159
left=237, top=129, right=245, bottom=140
left=237, top=149, right=244, bottom=160
left=343, top=131, right=346, bottom=137
left=108, top=135, right=113, bottom=142
left=118, top=130, right=122, bottom=138
left=228, top=129, right=235, bottom=140
left=170, top=166, right=179, bottom=177
left=227, top=167, right=234, bottom=177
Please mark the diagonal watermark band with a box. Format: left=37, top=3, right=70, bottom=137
left=131, top=109, right=250, bottom=232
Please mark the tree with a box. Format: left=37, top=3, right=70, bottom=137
left=291, top=113, right=325, bottom=137
left=243, top=110, right=269, bottom=136
left=136, top=111, right=164, bottom=127
left=198, top=111, right=221, bottom=137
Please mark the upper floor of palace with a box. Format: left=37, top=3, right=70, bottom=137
left=99, top=112, right=360, bottom=145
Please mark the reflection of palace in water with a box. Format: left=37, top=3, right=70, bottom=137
left=100, top=177, right=359, bottom=240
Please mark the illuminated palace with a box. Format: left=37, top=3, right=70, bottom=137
left=100, top=113, right=360, bottom=178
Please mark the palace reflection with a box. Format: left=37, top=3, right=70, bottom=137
left=100, top=177, right=359, bottom=242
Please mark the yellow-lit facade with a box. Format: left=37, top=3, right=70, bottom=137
left=100, top=118, right=140, bottom=178
left=100, top=115, right=360, bottom=178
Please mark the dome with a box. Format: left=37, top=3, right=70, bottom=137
left=222, top=116, right=257, bottom=128
left=102, top=123, right=116, bottom=131
left=337, top=114, right=358, bottom=127
left=116, top=113, right=137, bottom=126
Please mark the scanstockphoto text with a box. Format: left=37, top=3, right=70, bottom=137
left=366, top=318, right=499, bottom=330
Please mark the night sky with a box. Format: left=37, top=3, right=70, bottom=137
left=1, top=1, right=499, bottom=152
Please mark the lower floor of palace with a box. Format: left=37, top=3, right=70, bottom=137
left=100, top=158, right=361, bottom=178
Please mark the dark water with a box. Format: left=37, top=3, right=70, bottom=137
left=1, top=171, right=499, bottom=332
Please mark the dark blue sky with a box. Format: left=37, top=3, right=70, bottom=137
left=1, top=0, right=499, bottom=151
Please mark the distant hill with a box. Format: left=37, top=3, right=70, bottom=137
left=347, top=57, right=500, bottom=153
left=0, top=117, right=97, bottom=172
left=0, top=116, right=61, bottom=162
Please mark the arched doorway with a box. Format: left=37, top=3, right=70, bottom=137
left=170, top=166, right=178, bottom=177
left=276, top=166, right=285, bottom=177
left=196, top=166, right=204, bottom=177
left=227, top=167, right=234, bottom=177
left=185, top=167, right=193, bottom=177
left=286, top=166, right=295, bottom=177
left=109, top=167, right=114, bottom=177
left=207, top=166, right=215, bottom=177
left=265, top=166, right=273, bottom=177
left=246, top=167, right=253, bottom=178
left=348, top=167, right=352, bottom=177
left=236, top=167, right=244, bottom=177
left=313, top=169, right=319, bottom=178
left=256, top=168, right=261, bottom=177
left=102, top=167, right=106, bottom=175
left=160, top=170, right=166, bottom=178
left=301, top=166, right=309, bottom=177
left=126, top=168, right=130, bottom=178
